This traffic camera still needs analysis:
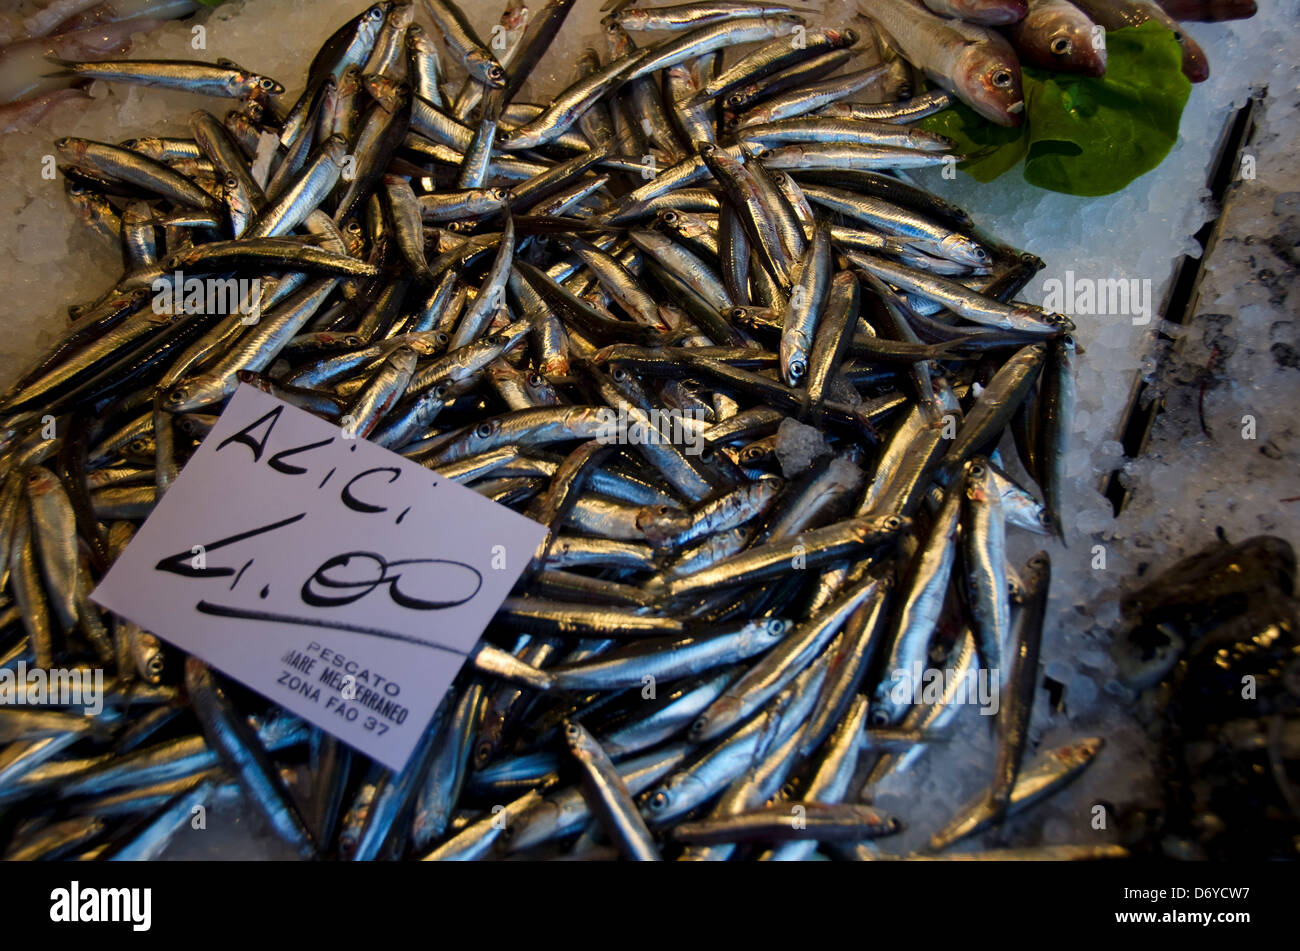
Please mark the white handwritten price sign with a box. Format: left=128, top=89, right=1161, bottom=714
left=93, top=384, right=547, bottom=769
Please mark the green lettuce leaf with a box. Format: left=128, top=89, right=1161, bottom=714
left=920, top=21, right=1192, bottom=196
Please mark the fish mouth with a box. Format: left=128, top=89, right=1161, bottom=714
left=1077, top=51, right=1108, bottom=78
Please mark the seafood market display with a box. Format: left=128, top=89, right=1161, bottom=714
left=0, top=0, right=1277, bottom=862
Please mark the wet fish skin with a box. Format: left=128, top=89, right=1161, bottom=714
left=184, top=659, right=317, bottom=859
left=565, top=720, right=661, bottom=860
left=989, top=552, right=1051, bottom=816
left=855, top=0, right=1026, bottom=126
left=1005, top=0, right=1108, bottom=76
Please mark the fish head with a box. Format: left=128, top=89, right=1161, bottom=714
left=754, top=473, right=784, bottom=501
left=163, top=380, right=204, bottom=413
left=727, top=306, right=773, bottom=332
left=54, top=136, right=86, bottom=162
left=1052, top=736, right=1104, bottom=769
left=689, top=696, right=742, bottom=743
left=467, top=51, right=507, bottom=88
left=1024, top=15, right=1108, bottom=76
left=635, top=503, right=692, bottom=544
left=1056, top=25, right=1108, bottom=76
left=562, top=720, right=595, bottom=756
left=337, top=64, right=364, bottom=97
left=389, top=0, right=416, bottom=26
left=606, top=9, right=646, bottom=28
left=643, top=772, right=702, bottom=820
left=524, top=371, right=557, bottom=401
left=869, top=679, right=910, bottom=726
left=957, top=47, right=1025, bottom=127
left=24, top=466, right=57, bottom=497
left=1044, top=311, right=1076, bottom=333
left=502, top=799, right=558, bottom=852
left=752, top=617, right=793, bottom=649
left=937, top=233, right=992, bottom=268
left=1176, top=32, right=1210, bottom=83
left=725, top=86, right=758, bottom=111
left=739, top=438, right=776, bottom=468
left=359, top=2, right=390, bottom=39
left=604, top=19, right=635, bottom=57
left=467, top=416, right=502, bottom=451
left=863, top=512, right=910, bottom=544
left=134, top=635, right=167, bottom=685
left=252, top=73, right=286, bottom=96
left=964, top=456, right=996, bottom=500
left=778, top=330, right=811, bottom=385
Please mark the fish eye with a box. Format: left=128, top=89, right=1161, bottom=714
left=347, top=335, right=364, bottom=346
left=973, top=247, right=989, bottom=261
left=661, top=211, right=678, bottom=224
left=168, top=386, right=189, bottom=402
left=870, top=707, right=891, bottom=725
left=527, top=372, right=544, bottom=387
left=490, top=188, right=508, bottom=201
left=885, top=516, right=902, bottom=530
left=1050, top=37, right=1072, bottom=55
left=726, top=93, right=744, bottom=107
left=435, top=332, right=450, bottom=345
left=474, top=422, right=495, bottom=439
left=434, top=384, right=450, bottom=398
left=649, top=791, right=669, bottom=811
left=611, top=366, right=628, bottom=382
left=788, top=359, right=805, bottom=380
left=259, top=77, right=276, bottom=90
left=970, top=463, right=984, bottom=477
left=992, top=70, right=1013, bottom=89
left=488, top=65, right=504, bottom=80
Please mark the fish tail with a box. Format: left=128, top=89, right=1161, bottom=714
left=42, top=56, right=81, bottom=78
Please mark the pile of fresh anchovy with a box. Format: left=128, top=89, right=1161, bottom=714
left=0, top=0, right=1121, bottom=862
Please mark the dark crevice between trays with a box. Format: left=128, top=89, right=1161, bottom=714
left=1103, top=87, right=1266, bottom=517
